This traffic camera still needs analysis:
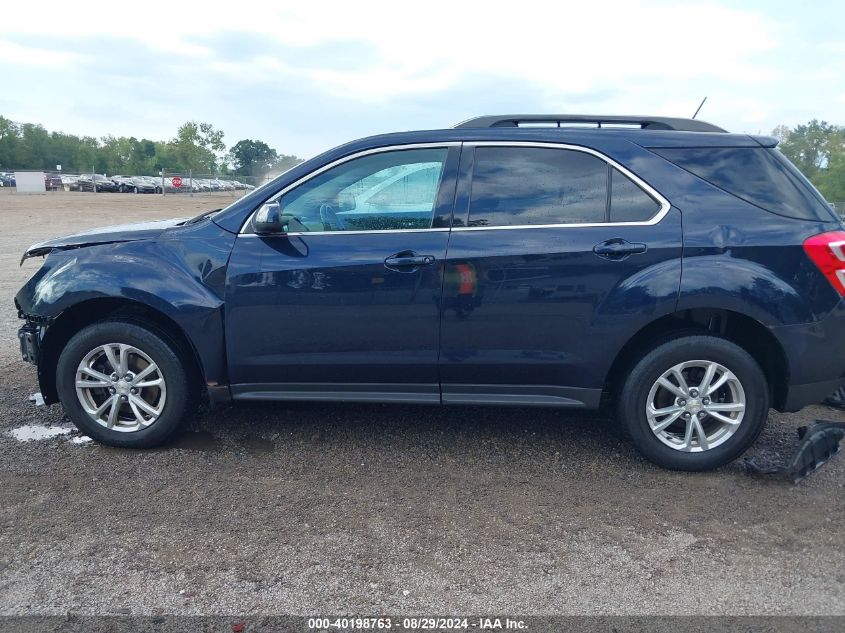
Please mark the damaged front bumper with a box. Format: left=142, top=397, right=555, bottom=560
left=18, top=319, right=42, bottom=364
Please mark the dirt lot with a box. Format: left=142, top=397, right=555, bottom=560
left=0, top=191, right=843, bottom=616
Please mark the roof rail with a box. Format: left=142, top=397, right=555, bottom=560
left=453, top=114, right=727, bottom=133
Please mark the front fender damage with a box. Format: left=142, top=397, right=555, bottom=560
left=21, top=240, right=141, bottom=265
left=16, top=221, right=236, bottom=405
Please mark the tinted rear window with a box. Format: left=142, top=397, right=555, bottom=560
left=653, top=147, right=835, bottom=221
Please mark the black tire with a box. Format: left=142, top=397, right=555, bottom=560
left=56, top=321, right=192, bottom=448
left=617, top=335, right=769, bottom=471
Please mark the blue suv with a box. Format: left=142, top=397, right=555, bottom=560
left=15, top=115, right=845, bottom=471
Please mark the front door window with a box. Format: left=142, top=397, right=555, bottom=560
left=278, top=148, right=448, bottom=232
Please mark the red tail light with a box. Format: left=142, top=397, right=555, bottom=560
left=804, top=231, right=845, bottom=297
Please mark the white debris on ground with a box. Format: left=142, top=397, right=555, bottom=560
left=70, top=435, right=93, bottom=445
left=9, top=425, right=73, bottom=442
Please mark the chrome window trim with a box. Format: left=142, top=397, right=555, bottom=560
left=238, top=140, right=671, bottom=236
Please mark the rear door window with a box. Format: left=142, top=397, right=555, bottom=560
left=468, top=147, right=608, bottom=227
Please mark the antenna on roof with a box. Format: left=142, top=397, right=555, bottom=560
left=692, top=97, right=708, bottom=120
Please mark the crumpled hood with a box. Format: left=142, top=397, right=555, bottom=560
left=21, top=217, right=188, bottom=264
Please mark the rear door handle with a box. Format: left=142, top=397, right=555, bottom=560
left=593, top=239, right=648, bottom=260
left=384, top=252, right=436, bottom=271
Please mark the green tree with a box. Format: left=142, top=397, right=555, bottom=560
left=273, top=152, right=303, bottom=175
left=171, top=121, right=225, bottom=173
left=777, top=120, right=838, bottom=181
left=0, top=116, right=21, bottom=169
left=17, top=123, right=51, bottom=168
left=814, top=129, right=845, bottom=202
left=0, top=114, right=303, bottom=179
left=776, top=120, right=845, bottom=203
left=228, top=139, right=278, bottom=176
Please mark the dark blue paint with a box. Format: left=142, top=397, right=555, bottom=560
left=439, top=209, right=683, bottom=391
left=14, top=125, right=845, bottom=411
left=225, top=230, right=448, bottom=387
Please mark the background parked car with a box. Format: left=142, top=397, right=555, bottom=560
left=61, top=175, right=80, bottom=191
left=126, top=177, right=157, bottom=194
left=0, top=172, right=15, bottom=187
left=44, top=173, right=62, bottom=191
left=110, top=176, right=153, bottom=193
left=77, top=174, right=117, bottom=192
left=139, top=176, right=163, bottom=193
left=111, top=175, right=136, bottom=192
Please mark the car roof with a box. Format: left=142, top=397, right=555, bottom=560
left=333, top=126, right=768, bottom=152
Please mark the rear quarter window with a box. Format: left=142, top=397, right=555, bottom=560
left=610, top=167, right=660, bottom=222
left=652, top=147, right=836, bottom=222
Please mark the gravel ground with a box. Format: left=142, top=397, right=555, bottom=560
left=0, top=191, right=843, bottom=616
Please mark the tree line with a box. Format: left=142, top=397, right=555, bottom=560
left=773, top=120, right=844, bottom=202
left=0, top=116, right=303, bottom=179
left=0, top=115, right=842, bottom=199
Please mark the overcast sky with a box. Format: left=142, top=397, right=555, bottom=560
left=2, top=0, right=843, bottom=159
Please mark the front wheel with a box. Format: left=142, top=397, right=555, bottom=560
left=56, top=321, right=192, bottom=448
left=617, top=335, right=769, bottom=471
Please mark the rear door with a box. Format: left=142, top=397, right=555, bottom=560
left=439, top=142, right=682, bottom=407
left=225, top=144, right=459, bottom=402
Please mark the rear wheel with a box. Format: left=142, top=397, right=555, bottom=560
left=56, top=321, right=192, bottom=448
left=617, top=335, right=768, bottom=471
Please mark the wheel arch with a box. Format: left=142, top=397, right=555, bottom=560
left=605, top=307, right=790, bottom=410
left=37, top=298, right=205, bottom=405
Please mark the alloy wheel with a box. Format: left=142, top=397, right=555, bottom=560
left=75, top=343, right=167, bottom=432
left=645, top=360, right=746, bottom=452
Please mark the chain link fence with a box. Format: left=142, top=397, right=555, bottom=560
left=160, top=171, right=271, bottom=197
left=1, top=169, right=274, bottom=196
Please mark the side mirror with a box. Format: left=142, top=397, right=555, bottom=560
left=252, top=202, right=284, bottom=234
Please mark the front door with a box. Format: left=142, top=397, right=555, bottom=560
left=225, top=145, right=459, bottom=402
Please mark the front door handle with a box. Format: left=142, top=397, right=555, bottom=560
left=593, top=239, right=648, bottom=260
left=384, top=252, right=436, bottom=272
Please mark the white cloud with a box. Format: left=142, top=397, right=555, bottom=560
left=0, top=40, right=85, bottom=67
left=3, top=0, right=779, bottom=101
left=1, top=0, right=842, bottom=153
